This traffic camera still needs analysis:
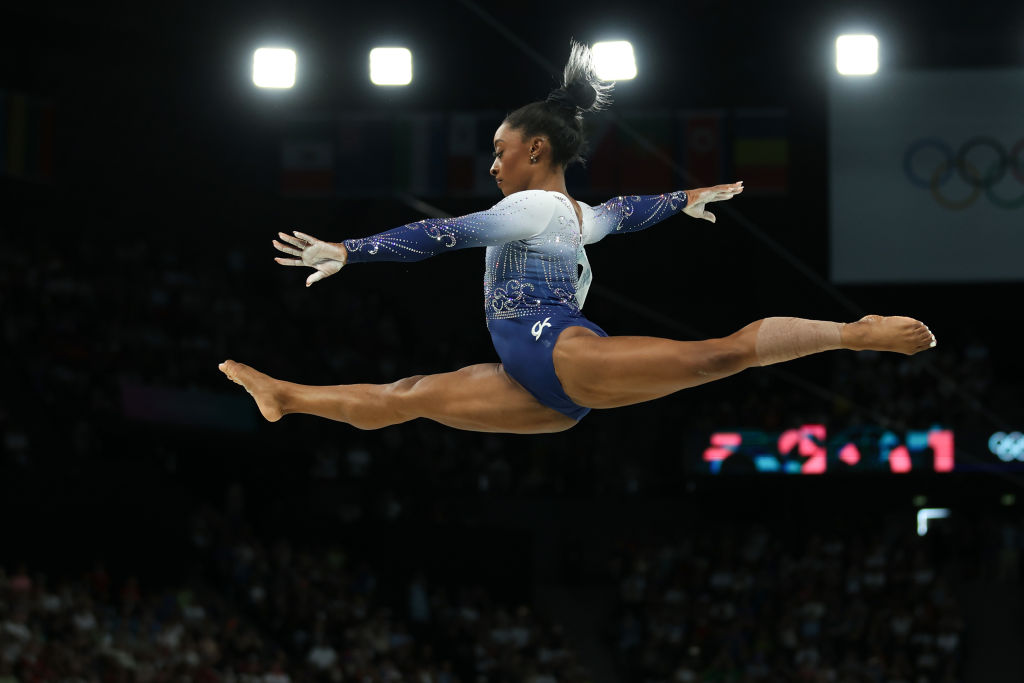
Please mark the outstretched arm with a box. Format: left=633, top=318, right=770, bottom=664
left=343, top=190, right=556, bottom=263
left=273, top=190, right=558, bottom=286
left=585, top=181, right=743, bottom=245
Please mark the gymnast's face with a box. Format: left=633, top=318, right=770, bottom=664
left=490, top=123, right=545, bottom=197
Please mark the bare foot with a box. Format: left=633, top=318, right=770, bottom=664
left=218, top=360, right=286, bottom=422
left=840, top=315, right=936, bottom=355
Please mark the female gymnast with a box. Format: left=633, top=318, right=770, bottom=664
left=219, top=41, right=936, bottom=435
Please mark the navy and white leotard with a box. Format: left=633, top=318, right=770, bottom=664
left=343, top=189, right=689, bottom=421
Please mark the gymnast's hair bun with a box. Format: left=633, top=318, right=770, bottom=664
left=503, top=40, right=614, bottom=168
left=545, top=39, right=614, bottom=117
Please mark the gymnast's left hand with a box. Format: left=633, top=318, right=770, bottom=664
left=272, top=231, right=348, bottom=287
left=682, top=181, right=744, bottom=224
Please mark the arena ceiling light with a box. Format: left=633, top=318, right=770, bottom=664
left=370, top=47, right=413, bottom=86
left=592, top=41, right=637, bottom=80
left=252, top=47, right=297, bottom=88
left=835, top=34, right=879, bottom=76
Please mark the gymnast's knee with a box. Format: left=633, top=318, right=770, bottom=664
left=383, top=374, right=429, bottom=420
left=329, top=374, right=425, bottom=430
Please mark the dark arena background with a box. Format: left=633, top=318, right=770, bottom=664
left=3, top=0, right=1024, bottom=681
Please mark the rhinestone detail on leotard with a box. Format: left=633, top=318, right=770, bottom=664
left=343, top=190, right=688, bottom=322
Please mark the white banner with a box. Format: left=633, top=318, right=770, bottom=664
left=829, top=69, right=1024, bottom=283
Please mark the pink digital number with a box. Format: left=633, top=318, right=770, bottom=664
left=887, top=429, right=955, bottom=473
left=929, top=429, right=954, bottom=472
left=778, top=424, right=827, bottom=474
left=839, top=443, right=861, bottom=466
left=889, top=446, right=912, bottom=473
left=704, top=432, right=742, bottom=463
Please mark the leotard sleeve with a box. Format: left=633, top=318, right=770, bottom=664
left=583, top=191, right=689, bottom=246
left=343, top=190, right=558, bottom=264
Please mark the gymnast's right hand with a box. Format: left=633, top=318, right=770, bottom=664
left=273, top=231, right=348, bottom=287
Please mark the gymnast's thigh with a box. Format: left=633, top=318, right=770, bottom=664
left=552, top=328, right=747, bottom=409
left=400, top=363, right=578, bottom=434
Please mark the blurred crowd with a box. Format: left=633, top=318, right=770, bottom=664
left=7, top=502, right=1024, bottom=682
left=0, top=503, right=589, bottom=682
left=607, top=523, right=972, bottom=683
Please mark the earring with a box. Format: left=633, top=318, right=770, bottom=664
left=530, top=155, right=537, bottom=163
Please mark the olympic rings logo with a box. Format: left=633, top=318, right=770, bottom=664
left=989, top=431, right=1024, bottom=462
left=903, top=137, right=1024, bottom=209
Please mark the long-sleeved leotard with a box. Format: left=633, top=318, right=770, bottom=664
left=343, top=189, right=688, bottom=322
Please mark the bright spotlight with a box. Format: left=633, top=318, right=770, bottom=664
left=592, top=41, right=637, bottom=81
left=835, top=34, right=878, bottom=76
left=370, top=47, right=413, bottom=86
left=253, top=48, right=297, bottom=88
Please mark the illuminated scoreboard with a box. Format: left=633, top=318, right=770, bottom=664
left=690, top=424, right=1020, bottom=475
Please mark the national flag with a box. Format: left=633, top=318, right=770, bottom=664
left=336, top=115, right=419, bottom=198
left=281, top=139, right=334, bottom=194
left=615, top=111, right=675, bottom=193
left=0, top=91, right=7, bottom=176
left=679, top=110, right=727, bottom=187
left=281, top=117, right=336, bottom=195
left=582, top=112, right=675, bottom=194
left=6, top=91, right=26, bottom=178
left=732, top=108, right=788, bottom=194
left=1, top=89, right=55, bottom=182
left=582, top=115, right=620, bottom=192
left=447, top=113, right=477, bottom=195
left=404, top=113, right=447, bottom=197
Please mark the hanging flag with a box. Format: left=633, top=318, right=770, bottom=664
left=404, top=113, right=448, bottom=197
left=616, top=111, right=676, bottom=193
left=40, top=100, right=54, bottom=179
left=280, top=116, right=335, bottom=195
left=6, top=91, right=27, bottom=178
left=732, top=108, right=788, bottom=194
left=281, top=139, right=335, bottom=194
left=335, top=116, right=408, bottom=197
left=582, top=115, right=620, bottom=192
left=679, top=110, right=727, bottom=187
left=580, top=112, right=676, bottom=194
left=472, top=112, right=501, bottom=198
left=1, top=89, right=55, bottom=182
left=333, top=113, right=469, bottom=198
left=447, top=113, right=477, bottom=195
left=0, top=91, right=7, bottom=175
